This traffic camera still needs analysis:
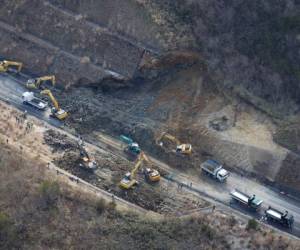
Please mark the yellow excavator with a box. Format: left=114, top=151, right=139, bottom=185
left=0, top=60, right=23, bottom=73
left=40, top=89, right=68, bottom=120
left=77, top=141, right=97, bottom=172
left=120, top=152, right=160, bottom=189
left=26, top=75, right=56, bottom=89
left=156, top=132, right=192, bottom=155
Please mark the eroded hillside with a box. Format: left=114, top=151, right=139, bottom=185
left=1, top=1, right=300, bottom=196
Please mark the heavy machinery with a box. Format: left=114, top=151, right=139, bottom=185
left=264, top=207, right=294, bottom=228
left=120, top=151, right=160, bottom=189
left=77, top=141, right=97, bottom=172
left=230, top=189, right=263, bottom=211
left=0, top=60, right=23, bottom=73
left=40, top=89, right=68, bottom=120
left=26, top=75, right=56, bottom=89
left=22, top=92, right=48, bottom=110
left=143, top=167, right=160, bottom=182
left=201, top=159, right=229, bottom=182
left=156, top=132, right=192, bottom=155
left=120, top=135, right=141, bottom=157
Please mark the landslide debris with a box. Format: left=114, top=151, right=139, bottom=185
left=44, top=129, right=77, bottom=153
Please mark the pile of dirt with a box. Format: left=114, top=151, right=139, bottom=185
left=44, top=129, right=78, bottom=152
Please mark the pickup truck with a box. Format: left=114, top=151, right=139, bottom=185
left=201, top=159, right=229, bottom=182
left=265, top=207, right=294, bottom=228
left=230, top=189, right=263, bottom=210
left=22, top=92, right=47, bottom=110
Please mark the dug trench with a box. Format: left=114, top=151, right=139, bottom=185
left=44, top=129, right=210, bottom=214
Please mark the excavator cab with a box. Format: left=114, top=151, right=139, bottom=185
left=176, top=144, right=192, bottom=155
left=26, top=75, right=56, bottom=89
left=0, top=60, right=23, bottom=73
left=144, top=168, right=160, bottom=182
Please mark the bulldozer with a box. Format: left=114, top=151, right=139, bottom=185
left=40, top=89, right=68, bottom=120
left=119, top=151, right=160, bottom=189
left=77, top=141, right=97, bottom=172
left=0, top=60, right=23, bottom=73
left=26, top=75, right=56, bottom=89
left=156, top=132, right=192, bottom=155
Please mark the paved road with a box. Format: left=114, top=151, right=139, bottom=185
left=1, top=72, right=300, bottom=238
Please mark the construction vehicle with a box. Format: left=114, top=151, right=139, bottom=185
left=26, top=75, right=56, bottom=89
left=77, top=141, right=97, bottom=172
left=0, top=60, right=23, bottom=73
left=120, top=151, right=159, bottom=189
left=156, top=132, right=192, bottom=155
left=264, top=207, right=294, bottom=228
left=143, top=168, right=160, bottom=182
left=230, top=189, right=263, bottom=211
left=22, top=92, right=48, bottom=110
left=40, top=89, right=68, bottom=120
left=120, top=135, right=141, bottom=157
left=201, top=159, right=229, bottom=182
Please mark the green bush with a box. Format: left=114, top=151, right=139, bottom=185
left=246, top=219, right=259, bottom=231
left=96, top=198, right=107, bottom=214
left=39, top=180, right=60, bottom=209
left=0, top=212, right=18, bottom=249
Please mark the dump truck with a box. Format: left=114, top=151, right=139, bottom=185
left=201, top=159, right=229, bottom=182
left=230, top=189, right=263, bottom=210
left=22, top=92, right=48, bottom=110
left=265, top=207, right=294, bottom=228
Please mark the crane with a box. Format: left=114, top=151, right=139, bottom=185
left=156, top=132, right=192, bottom=155
left=40, top=89, right=68, bottom=120
left=0, top=60, right=23, bottom=73
left=120, top=151, right=160, bottom=189
left=26, top=75, right=56, bottom=89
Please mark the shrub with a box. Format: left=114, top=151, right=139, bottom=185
left=96, top=198, right=107, bottom=214
left=0, top=212, right=18, bottom=248
left=39, top=180, right=60, bottom=209
left=246, top=219, right=259, bottom=231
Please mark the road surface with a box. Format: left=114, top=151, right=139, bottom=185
left=1, top=72, right=300, bottom=238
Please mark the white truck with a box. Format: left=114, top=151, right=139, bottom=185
left=22, top=92, right=47, bottom=110
left=201, top=159, right=229, bottom=182
left=230, top=189, right=263, bottom=211
left=265, top=207, right=294, bottom=228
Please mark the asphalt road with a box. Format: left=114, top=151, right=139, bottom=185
left=1, top=72, right=300, bottom=239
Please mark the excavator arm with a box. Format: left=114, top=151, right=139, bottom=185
left=130, top=152, right=148, bottom=179
left=0, top=60, right=23, bottom=73
left=40, top=89, right=60, bottom=110
left=26, top=75, right=56, bottom=89
left=156, top=132, right=192, bottom=155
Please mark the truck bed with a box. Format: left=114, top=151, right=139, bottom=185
left=230, top=190, right=249, bottom=203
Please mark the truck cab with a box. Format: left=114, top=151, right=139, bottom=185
left=201, top=159, right=229, bottom=182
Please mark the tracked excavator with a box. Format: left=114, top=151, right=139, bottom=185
left=0, top=60, right=23, bottom=73
left=156, top=132, right=192, bottom=155
left=120, top=151, right=160, bottom=189
left=77, top=141, right=97, bottom=171
left=26, top=75, right=56, bottom=89
left=40, top=89, right=68, bottom=120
